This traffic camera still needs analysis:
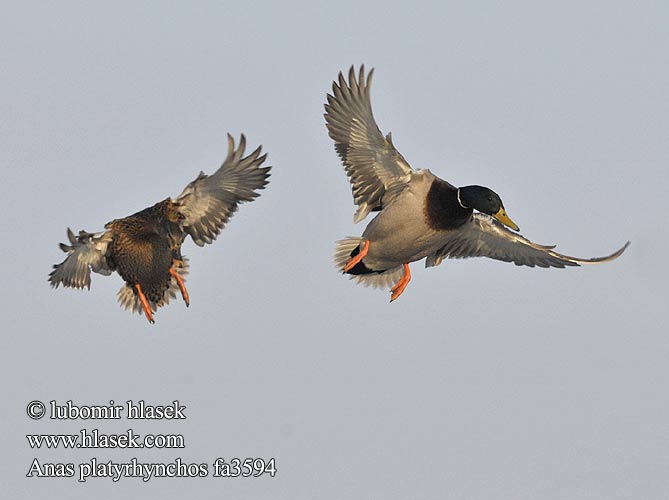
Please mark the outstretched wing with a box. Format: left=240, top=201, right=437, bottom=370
left=427, top=213, right=630, bottom=268
left=49, top=228, right=113, bottom=289
left=174, top=134, right=271, bottom=247
left=325, top=65, right=414, bottom=223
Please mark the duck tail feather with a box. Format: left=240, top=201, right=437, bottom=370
left=116, top=257, right=190, bottom=315
left=333, top=237, right=365, bottom=272
left=333, top=237, right=404, bottom=289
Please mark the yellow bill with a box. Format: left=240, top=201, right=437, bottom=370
left=494, top=208, right=520, bottom=231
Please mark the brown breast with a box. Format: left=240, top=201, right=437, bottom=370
left=106, top=201, right=179, bottom=303
left=424, top=178, right=473, bottom=231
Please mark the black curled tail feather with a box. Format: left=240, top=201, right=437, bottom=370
left=333, top=237, right=404, bottom=289
left=345, top=245, right=377, bottom=275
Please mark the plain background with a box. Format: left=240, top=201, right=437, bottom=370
left=2, top=1, right=667, bottom=499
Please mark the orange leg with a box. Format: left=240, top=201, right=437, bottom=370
left=135, top=283, right=155, bottom=324
left=344, top=240, right=370, bottom=272
left=390, top=263, right=411, bottom=302
left=169, top=266, right=189, bottom=307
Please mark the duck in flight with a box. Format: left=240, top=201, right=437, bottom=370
left=325, top=66, right=629, bottom=301
left=49, top=134, right=270, bottom=323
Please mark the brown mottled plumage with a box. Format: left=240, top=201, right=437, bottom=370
left=106, top=200, right=183, bottom=304
left=49, top=134, right=270, bottom=323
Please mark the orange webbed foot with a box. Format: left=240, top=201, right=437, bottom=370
left=170, top=262, right=189, bottom=307
left=390, top=263, right=411, bottom=302
left=135, top=283, right=155, bottom=324
left=344, top=240, right=370, bottom=273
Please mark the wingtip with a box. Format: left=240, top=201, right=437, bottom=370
left=615, top=240, right=631, bottom=257
left=226, top=133, right=235, bottom=157
left=578, top=239, right=631, bottom=264
left=66, top=227, right=76, bottom=244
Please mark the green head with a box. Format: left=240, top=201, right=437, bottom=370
left=458, top=185, right=519, bottom=231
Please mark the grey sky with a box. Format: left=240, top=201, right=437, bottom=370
left=2, top=1, right=668, bottom=499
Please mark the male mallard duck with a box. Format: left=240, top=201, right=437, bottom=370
left=49, top=134, right=270, bottom=323
left=325, top=66, right=629, bottom=301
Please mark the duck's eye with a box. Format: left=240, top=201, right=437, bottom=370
left=487, top=196, right=493, bottom=202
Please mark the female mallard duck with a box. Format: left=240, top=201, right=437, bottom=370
left=49, top=134, right=270, bottom=323
left=325, top=66, right=629, bottom=301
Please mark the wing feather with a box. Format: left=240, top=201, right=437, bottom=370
left=426, top=213, right=630, bottom=268
left=48, top=228, right=113, bottom=289
left=175, top=134, right=271, bottom=247
left=324, top=65, right=413, bottom=222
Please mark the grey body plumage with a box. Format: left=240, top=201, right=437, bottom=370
left=326, top=66, right=629, bottom=300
